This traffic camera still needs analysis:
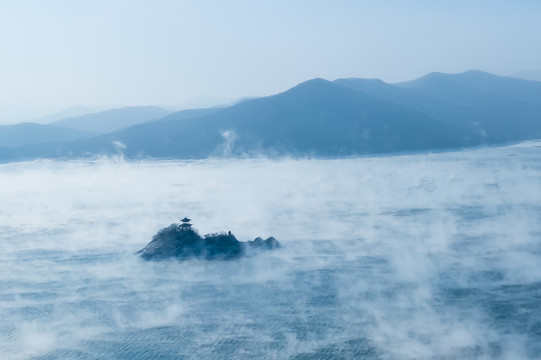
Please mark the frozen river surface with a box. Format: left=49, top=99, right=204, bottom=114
left=1, top=142, right=541, bottom=359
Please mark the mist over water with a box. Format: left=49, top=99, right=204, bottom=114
left=1, top=142, right=541, bottom=359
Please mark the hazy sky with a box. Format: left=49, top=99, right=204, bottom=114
left=1, top=0, right=540, bottom=122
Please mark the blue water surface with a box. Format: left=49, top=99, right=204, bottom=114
left=1, top=142, right=541, bottom=359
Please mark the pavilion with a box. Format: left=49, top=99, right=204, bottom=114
left=179, top=217, right=192, bottom=230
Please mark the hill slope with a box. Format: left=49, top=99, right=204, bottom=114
left=395, top=70, right=541, bottom=142
left=51, top=106, right=171, bottom=134
left=0, top=123, right=97, bottom=148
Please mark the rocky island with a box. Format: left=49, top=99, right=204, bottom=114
left=137, top=217, right=280, bottom=261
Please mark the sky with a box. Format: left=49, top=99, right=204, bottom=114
left=0, top=0, right=540, bottom=123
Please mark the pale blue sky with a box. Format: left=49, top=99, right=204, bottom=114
left=1, top=0, right=540, bottom=123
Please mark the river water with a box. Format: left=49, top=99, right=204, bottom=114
left=1, top=142, right=540, bottom=359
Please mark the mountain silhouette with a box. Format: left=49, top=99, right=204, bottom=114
left=50, top=106, right=171, bottom=134
left=0, top=122, right=96, bottom=148
left=6, top=71, right=541, bottom=161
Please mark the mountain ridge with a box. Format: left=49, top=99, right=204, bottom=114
left=0, top=122, right=97, bottom=148
left=51, top=106, right=171, bottom=134
left=4, top=70, right=541, bottom=162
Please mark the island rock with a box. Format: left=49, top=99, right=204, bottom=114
left=137, top=223, right=279, bottom=261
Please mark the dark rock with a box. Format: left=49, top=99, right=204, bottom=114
left=246, top=236, right=280, bottom=250
left=137, top=224, right=279, bottom=261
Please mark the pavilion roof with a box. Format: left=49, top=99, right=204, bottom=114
left=181, top=217, right=191, bottom=222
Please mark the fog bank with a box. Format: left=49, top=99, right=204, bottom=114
left=1, top=142, right=540, bottom=359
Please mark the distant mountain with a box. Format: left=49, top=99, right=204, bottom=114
left=0, top=123, right=96, bottom=148
left=7, top=71, right=541, bottom=161
left=397, top=70, right=541, bottom=107
left=0, top=145, right=13, bottom=162
left=30, top=106, right=98, bottom=124
left=512, top=70, right=541, bottom=82
left=333, top=77, right=446, bottom=119
left=153, top=107, right=223, bottom=124
left=73, top=79, right=456, bottom=158
left=395, top=70, right=541, bottom=142
left=50, top=106, right=171, bottom=134
left=167, top=96, right=233, bottom=111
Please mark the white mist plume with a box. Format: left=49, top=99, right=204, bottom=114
left=0, top=141, right=540, bottom=359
